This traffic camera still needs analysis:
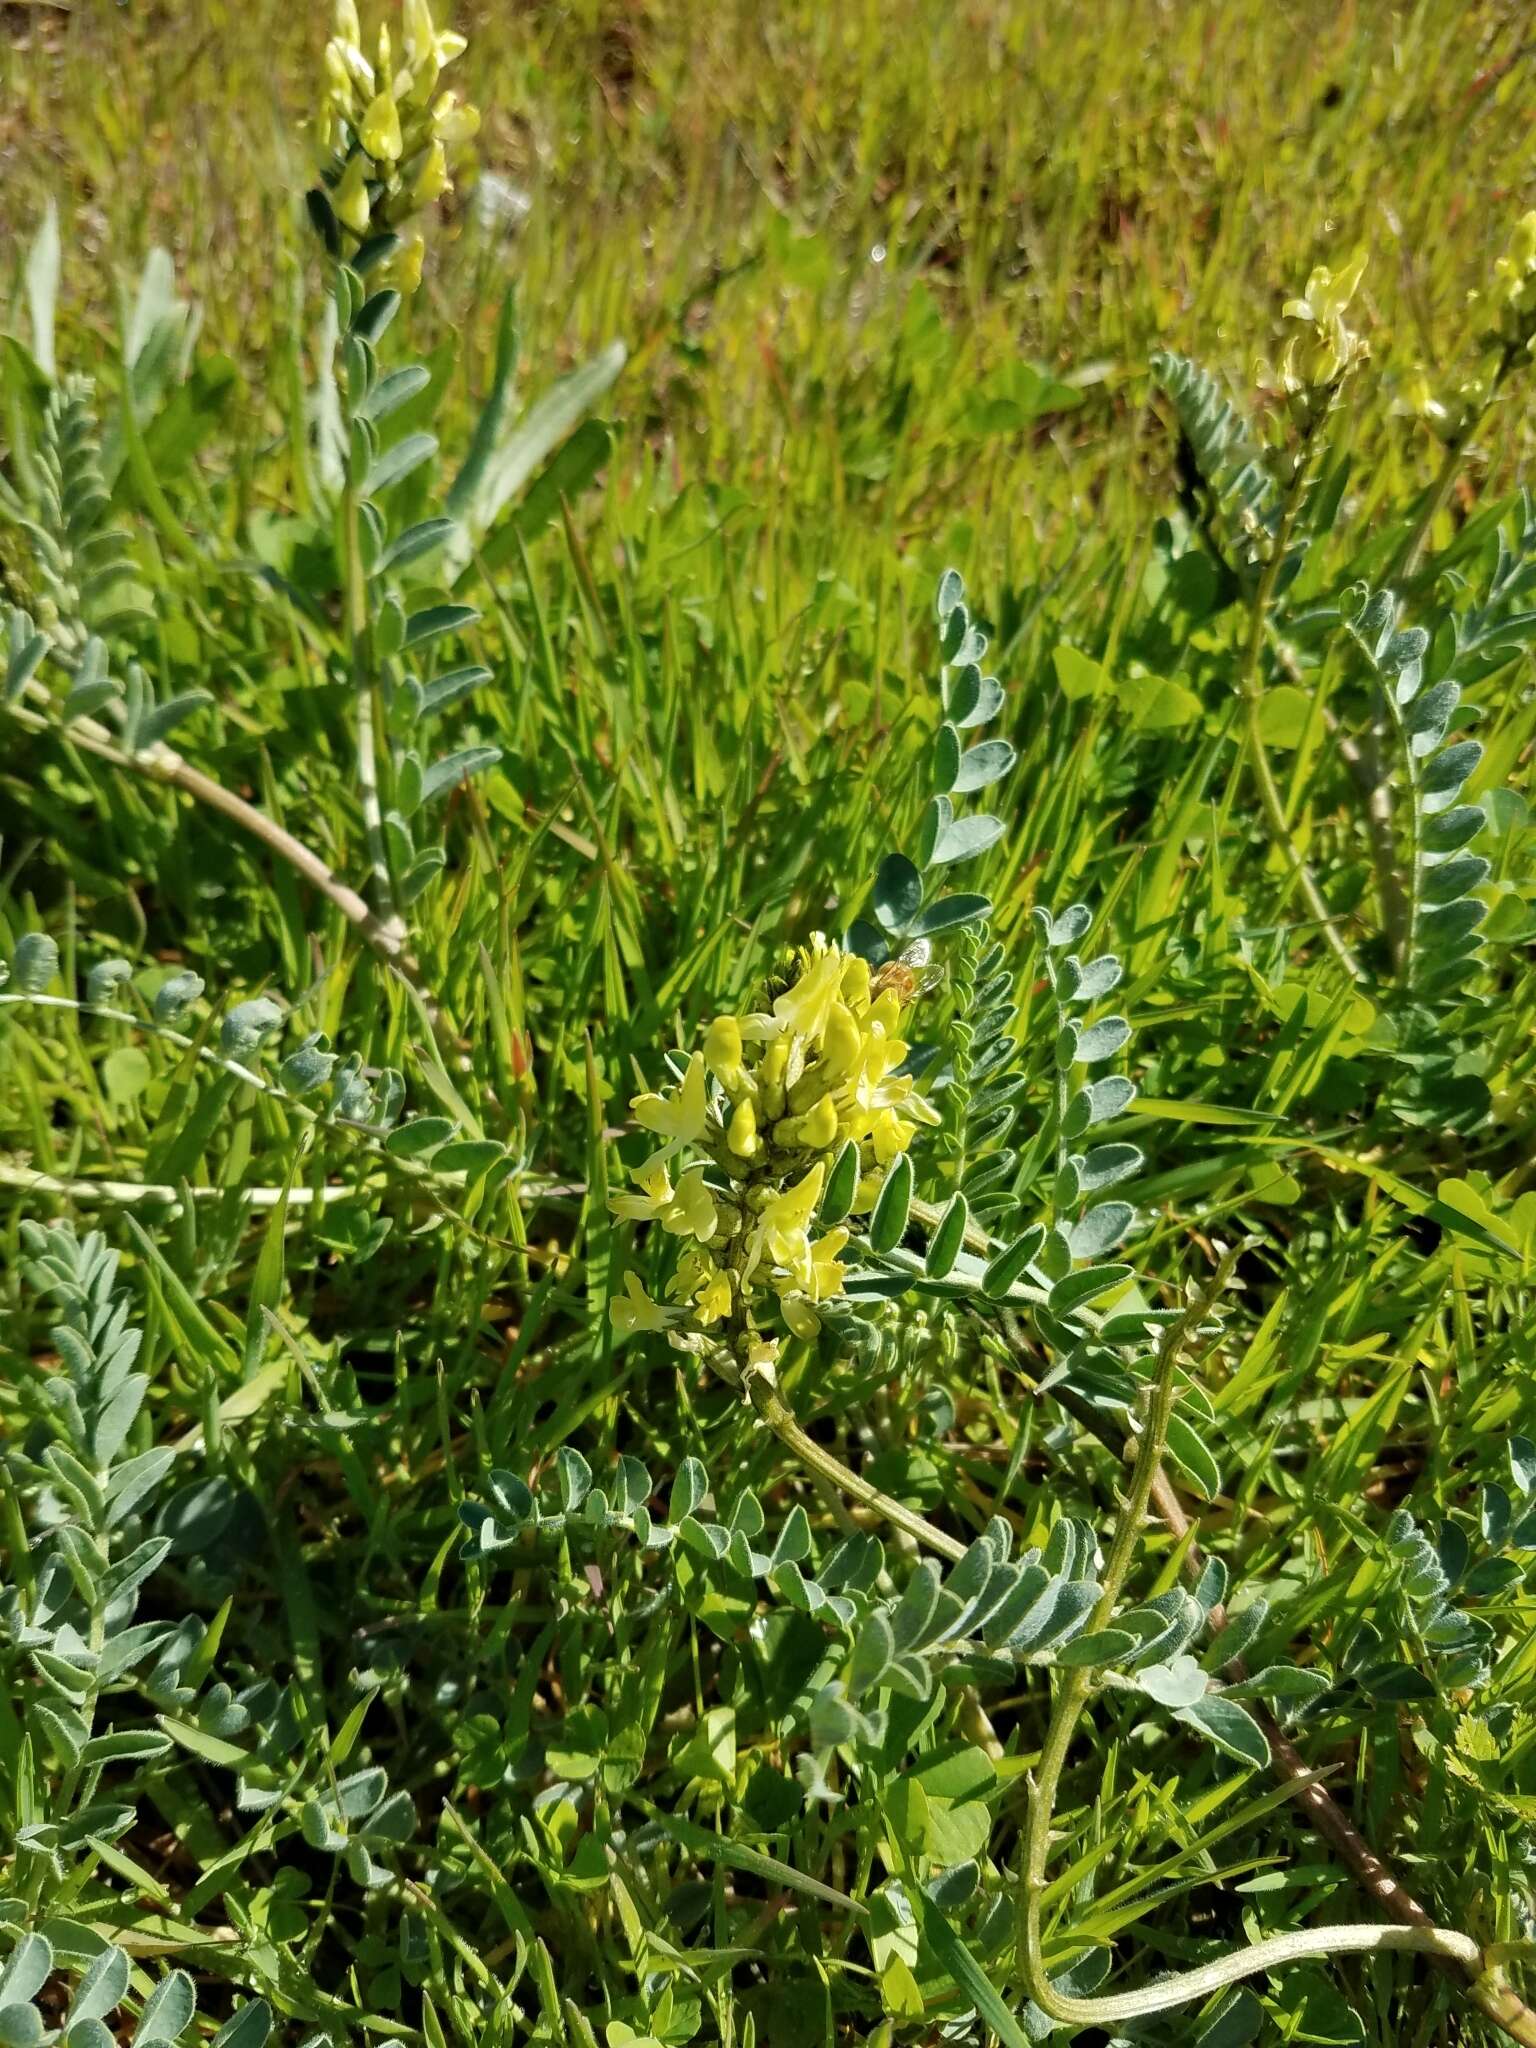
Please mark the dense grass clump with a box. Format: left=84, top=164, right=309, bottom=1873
left=1, top=5, right=1535, bottom=2047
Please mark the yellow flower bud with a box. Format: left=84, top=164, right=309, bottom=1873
left=409, top=139, right=450, bottom=209
left=335, top=0, right=361, bottom=40
left=727, top=1098, right=760, bottom=1159
left=758, top=1038, right=789, bottom=1121
left=432, top=90, right=480, bottom=148
left=869, top=990, right=902, bottom=1036
left=840, top=954, right=872, bottom=1011
left=704, top=1015, right=744, bottom=1079
left=781, top=1294, right=821, bottom=1340
left=797, top=1092, right=839, bottom=1150
left=334, top=152, right=372, bottom=235
left=819, top=1001, right=862, bottom=1078
left=386, top=232, right=425, bottom=296
left=361, top=88, right=402, bottom=163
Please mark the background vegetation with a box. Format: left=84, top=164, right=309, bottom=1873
left=1, top=4, right=1534, bottom=2047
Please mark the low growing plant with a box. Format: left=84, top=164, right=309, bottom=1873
left=1, top=8, right=1534, bottom=2048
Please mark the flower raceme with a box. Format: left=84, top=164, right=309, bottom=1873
left=1488, top=211, right=1536, bottom=351
left=317, top=0, right=480, bottom=292
left=609, top=938, right=938, bottom=1361
left=1257, top=254, right=1369, bottom=422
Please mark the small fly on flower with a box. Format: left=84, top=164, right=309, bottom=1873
left=871, top=939, right=943, bottom=1008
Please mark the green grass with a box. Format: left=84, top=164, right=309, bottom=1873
left=1, top=4, right=1535, bottom=2047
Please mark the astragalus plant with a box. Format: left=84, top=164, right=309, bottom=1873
left=2, top=7, right=1536, bottom=2048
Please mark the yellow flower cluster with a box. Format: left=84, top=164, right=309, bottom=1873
left=610, top=937, right=938, bottom=1362
left=1263, top=254, right=1369, bottom=413
left=1488, top=212, right=1536, bottom=349
left=319, top=0, right=480, bottom=293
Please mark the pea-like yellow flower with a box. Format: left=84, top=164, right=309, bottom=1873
left=326, top=36, right=374, bottom=102
left=405, top=0, right=467, bottom=71
left=745, top=1332, right=781, bottom=1373
left=671, top=1251, right=733, bottom=1327
left=773, top=944, right=844, bottom=1043
left=360, top=88, right=403, bottom=162
left=430, top=90, right=480, bottom=148
left=612, top=936, right=935, bottom=1362
left=634, top=1051, right=709, bottom=1147
left=407, top=140, right=449, bottom=210
left=380, top=232, right=425, bottom=296
left=662, top=1166, right=720, bottom=1244
left=1260, top=254, right=1369, bottom=410
left=333, top=151, right=373, bottom=235
left=750, top=1161, right=825, bottom=1279
left=869, top=1108, right=917, bottom=1165
left=610, top=1162, right=673, bottom=1224
left=727, top=1097, right=760, bottom=1159
left=315, top=0, right=476, bottom=293
left=1485, top=211, right=1536, bottom=352
left=610, top=1272, right=676, bottom=1337
left=703, top=1015, right=746, bottom=1086
left=808, top=1227, right=850, bottom=1300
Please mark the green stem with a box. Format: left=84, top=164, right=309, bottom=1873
left=1142, top=1470, right=1536, bottom=2047
left=1238, top=457, right=1363, bottom=983
left=1379, top=683, right=1426, bottom=991
left=0, top=1162, right=351, bottom=1210
left=41, top=1520, right=111, bottom=1914
left=1014, top=1259, right=1231, bottom=2019
left=5, top=686, right=444, bottom=1033
left=1012, top=1248, right=1498, bottom=2028
left=0, top=992, right=552, bottom=1228
left=744, top=1367, right=966, bottom=1564
left=1353, top=346, right=1520, bottom=980
left=341, top=477, right=402, bottom=945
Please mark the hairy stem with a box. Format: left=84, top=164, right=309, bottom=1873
left=0, top=1162, right=350, bottom=1209
left=7, top=686, right=446, bottom=1038
left=1015, top=1253, right=1235, bottom=2019
left=0, top=991, right=536, bottom=1222
left=1144, top=1477, right=1536, bottom=2045
left=996, top=1317, right=1536, bottom=2043
left=737, top=1234, right=1533, bottom=2038
left=744, top=1366, right=966, bottom=1564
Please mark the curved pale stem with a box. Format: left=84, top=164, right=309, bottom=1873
left=1010, top=1248, right=1501, bottom=2030
left=744, top=1366, right=965, bottom=1564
